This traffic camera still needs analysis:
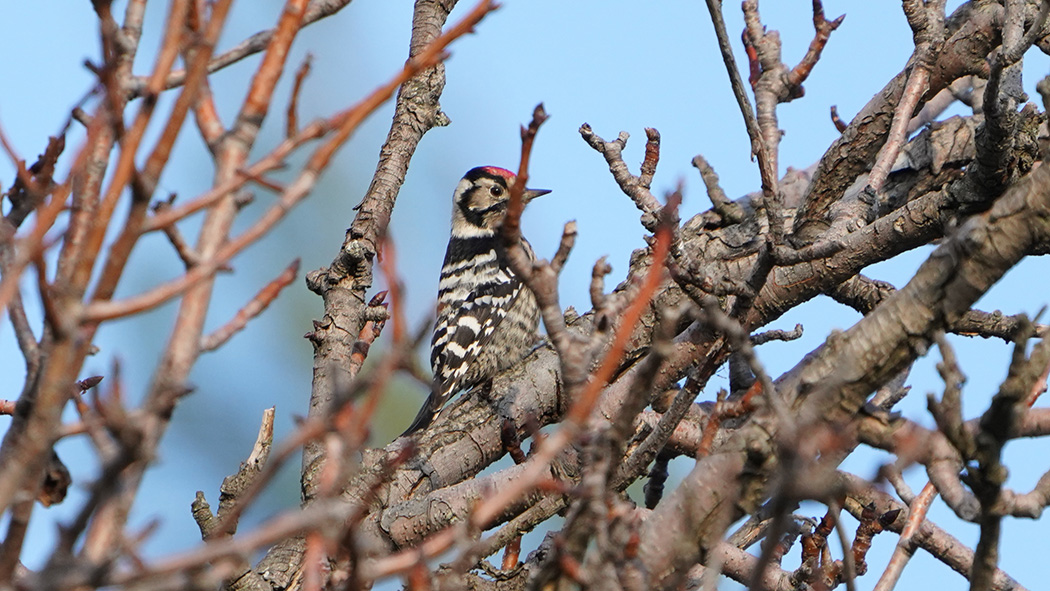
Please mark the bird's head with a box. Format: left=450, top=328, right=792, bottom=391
left=450, top=166, right=550, bottom=238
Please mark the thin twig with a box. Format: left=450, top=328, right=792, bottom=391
left=692, top=154, right=745, bottom=225
left=550, top=221, right=577, bottom=274
left=872, top=482, right=937, bottom=591
left=830, top=105, right=847, bottom=133
left=287, top=54, right=313, bottom=139
left=152, top=198, right=204, bottom=268
left=703, top=0, right=774, bottom=194
left=84, top=1, right=498, bottom=322
left=132, top=1, right=355, bottom=97
left=199, top=259, right=301, bottom=352
left=579, top=125, right=663, bottom=230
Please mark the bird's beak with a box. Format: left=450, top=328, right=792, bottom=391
left=523, top=188, right=552, bottom=203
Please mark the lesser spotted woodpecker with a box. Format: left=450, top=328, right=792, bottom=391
left=402, top=166, right=549, bottom=435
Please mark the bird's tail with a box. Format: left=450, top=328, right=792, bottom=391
left=401, top=389, right=441, bottom=437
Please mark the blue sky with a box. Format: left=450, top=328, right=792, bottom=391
left=1, top=1, right=1048, bottom=589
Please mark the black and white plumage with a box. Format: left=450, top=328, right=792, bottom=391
left=402, top=166, right=549, bottom=435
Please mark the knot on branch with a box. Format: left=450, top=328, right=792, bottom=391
left=306, top=239, right=375, bottom=296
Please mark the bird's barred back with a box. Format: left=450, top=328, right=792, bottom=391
left=431, top=235, right=534, bottom=394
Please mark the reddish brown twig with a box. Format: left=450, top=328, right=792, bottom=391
left=501, top=419, right=528, bottom=465
left=240, top=0, right=309, bottom=131
left=135, top=0, right=355, bottom=96
left=345, top=244, right=410, bottom=448
left=1026, top=353, right=1050, bottom=407
left=0, top=181, right=70, bottom=319
left=742, top=28, right=761, bottom=88
left=639, top=128, right=661, bottom=188
left=785, top=1, right=845, bottom=89
left=0, top=500, right=33, bottom=581
left=185, top=1, right=225, bottom=146
left=505, top=103, right=549, bottom=241
left=199, top=258, right=301, bottom=352
left=557, top=547, right=586, bottom=585
left=830, top=105, right=847, bottom=133
left=569, top=221, right=672, bottom=426
left=501, top=536, right=522, bottom=570
left=143, top=130, right=318, bottom=233
left=287, top=54, right=313, bottom=139
left=907, top=76, right=973, bottom=134
left=867, top=65, right=930, bottom=193
left=152, top=199, right=204, bottom=268
left=797, top=502, right=892, bottom=589
left=873, top=482, right=937, bottom=591
left=239, top=171, right=287, bottom=195
left=407, top=559, right=432, bottom=591
left=32, top=252, right=62, bottom=337
left=303, top=530, right=324, bottom=591
left=1, top=131, right=65, bottom=225
left=850, top=502, right=897, bottom=578
left=304, top=0, right=498, bottom=176
left=0, top=124, right=38, bottom=197
left=377, top=236, right=406, bottom=346
left=83, top=1, right=497, bottom=323
left=143, top=0, right=498, bottom=234
left=107, top=494, right=372, bottom=588
left=343, top=291, right=389, bottom=381
left=367, top=527, right=459, bottom=580
left=80, top=0, right=225, bottom=302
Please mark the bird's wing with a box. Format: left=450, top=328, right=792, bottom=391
left=430, top=267, right=524, bottom=400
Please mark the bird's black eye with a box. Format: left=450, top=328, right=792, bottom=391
left=489, top=185, right=503, bottom=197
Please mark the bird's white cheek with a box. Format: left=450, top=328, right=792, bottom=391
left=451, top=220, right=496, bottom=239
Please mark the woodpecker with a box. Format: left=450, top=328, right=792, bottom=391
left=402, top=166, right=549, bottom=435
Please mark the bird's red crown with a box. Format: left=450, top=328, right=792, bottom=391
left=479, top=166, right=516, bottom=181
